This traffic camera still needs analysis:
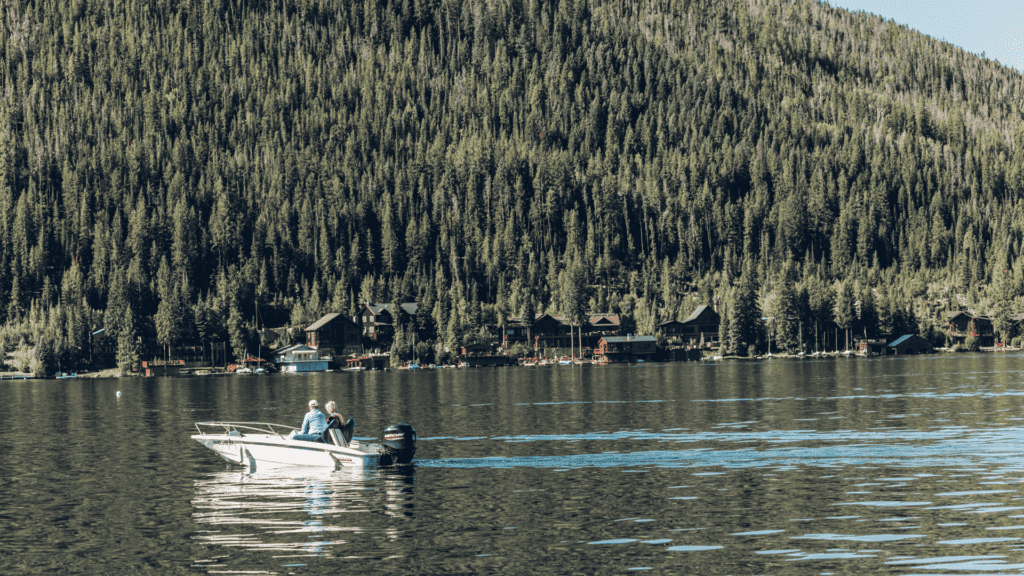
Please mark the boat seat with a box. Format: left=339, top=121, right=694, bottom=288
left=323, top=417, right=355, bottom=445
left=341, top=418, right=354, bottom=445
left=323, top=416, right=350, bottom=447
left=327, top=428, right=346, bottom=447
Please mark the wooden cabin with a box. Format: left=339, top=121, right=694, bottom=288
left=503, top=313, right=622, bottom=351
left=355, top=303, right=418, bottom=346
left=947, top=311, right=994, bottom=346
left=660, top=305, right=720, bottom=344
left=305, top=313, right=362, bottom=360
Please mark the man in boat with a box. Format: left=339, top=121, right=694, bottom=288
left=292, top=399, right=328, bottom=442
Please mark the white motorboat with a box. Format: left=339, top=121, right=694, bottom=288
left=192, top=419, right=417, bottom=468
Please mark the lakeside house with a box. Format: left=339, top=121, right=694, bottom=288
left=356, top=302, right=418, bottom=347
left=659, top=305, right=720, bottom=345
left=503, top=313, right=622, bottom=355
left=947, top=311, right=994, bottom=346
left=305, top=313, right=362, bottom=367
left=586, top=314, right=623, bottom=347
left=91, top=328, right=116, bottom=364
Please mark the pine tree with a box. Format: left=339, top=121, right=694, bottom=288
left=33, top=334, right=57, bottom=378
left=773, top=263, right=801, bottom=353
left=858, top=287, right=879, bottom=339
left=116, top=310, right=140, bottom=375
left=718, top=306, right=731, bottom=355
left=227, top=299, right=248, bottom=362
left=6, top=275, right=22, bottom=322
left=562, top=259, right=587, bottom=354
left=521, top=293, right=536, bottom=352
left=729, top=262, right=761, bottom=356
left=834, top=282, right=856, bottom=351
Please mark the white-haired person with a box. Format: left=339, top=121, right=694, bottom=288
left=325, top=401, right=344, bottom=428
left=292, top=399, right=328, bottom=442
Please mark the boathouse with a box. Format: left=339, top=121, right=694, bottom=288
left=595, top=335, right=657, bottom=364
left=858, top=339, right=888, bottom=355
left=460, top=343, right=493, bottom=356
left=275, top=344, right=329, bottom=372
left=141, top=359, right=183, bottom=377
left=888, top=334, right=933, bottom=355
left=346, top=355, right=390, bottom=370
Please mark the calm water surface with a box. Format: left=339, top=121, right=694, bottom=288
left=4, top=354, right=1024, bottom=574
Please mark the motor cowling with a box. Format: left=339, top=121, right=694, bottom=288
left=379, top=423, right=417, bottom=465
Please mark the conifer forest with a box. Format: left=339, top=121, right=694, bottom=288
left=2, top=0, right=1024, bottom=371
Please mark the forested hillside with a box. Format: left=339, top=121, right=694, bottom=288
left=2, top=0, right=1024, bottom=368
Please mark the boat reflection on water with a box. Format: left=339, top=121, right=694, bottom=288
left=191, top=464, right=416, bottom=565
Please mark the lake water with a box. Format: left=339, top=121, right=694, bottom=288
left=4, top=354, right=1024, bottom=574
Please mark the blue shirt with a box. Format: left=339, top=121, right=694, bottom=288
left=301, top=409, right=328, bottom=435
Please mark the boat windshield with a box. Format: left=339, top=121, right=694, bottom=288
left=194, top=421, right=298, bottom=437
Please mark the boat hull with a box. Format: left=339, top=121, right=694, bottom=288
left=192, top=433, right=383, bottom=468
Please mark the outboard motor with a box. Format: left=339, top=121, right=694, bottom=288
left=379, top=423, right=417, bottom=466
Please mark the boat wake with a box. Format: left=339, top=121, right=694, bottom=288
left=416, top=427, right=1024, bottom=471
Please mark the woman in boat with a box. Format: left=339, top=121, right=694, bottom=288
left=292, top=399, right=328, bottom=442
left=325, top=401, right=344, bottom=427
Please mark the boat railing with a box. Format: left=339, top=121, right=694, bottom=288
left=194, top=421, right=299, bottom=438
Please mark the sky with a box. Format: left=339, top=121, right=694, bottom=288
left=828, top=0, right=1024, bottom=72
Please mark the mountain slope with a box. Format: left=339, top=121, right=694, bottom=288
left=0, top=0, right=1022, bottom=360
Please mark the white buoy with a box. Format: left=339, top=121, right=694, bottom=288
left=116, top=391, right=122, bottom=397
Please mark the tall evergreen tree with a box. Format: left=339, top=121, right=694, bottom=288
left=835, top=282, right=856, bottom=351
left=116, top=310, right=141, bottom=376
left=730, top=262, right=761, bottom=356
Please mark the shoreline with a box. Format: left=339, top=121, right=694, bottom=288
left=5, top=347, right=1020, bottom=379
left=0, top=368, right=123, bottom=380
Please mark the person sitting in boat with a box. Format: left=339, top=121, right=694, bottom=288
left=322, top=400, right=355, bottom=446
left=292, top=399, right=328, bottom=442
left=325, top=401, right=344, bottom=428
